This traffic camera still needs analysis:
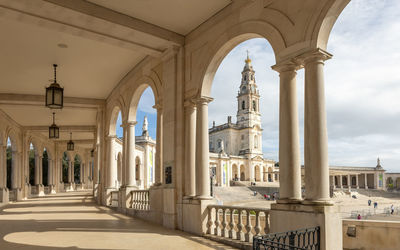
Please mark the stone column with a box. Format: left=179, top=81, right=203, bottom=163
left=94, top=146, right=99, bottom=184
left=121, top=125, right=127, bottom=187
left=365, top=174, right=368, bottom=189
left=80, top=163, right=83, bottom=184
left=272, top=62, right=301, bottom=203
left=39, top=156, right=43, bottom=185
left=303, top=49, right=332, bottom=204
left=0, top=146, right=5, bottom=188
left=106, top=135, right=117, bottom=188
left=125, top=122, right=137, bottom=187
left=34, top=154, right=40, bottom=185
left=71, top=161, right=75, bottom=184
left=347, top=174, right=351, bottom=188
left=184, top=100, right=196, bottom=198
left=339, top=175, right=343, bottom=188
left=356, top=174, right=359, bottom=189
left=195, top=96, right=213, bottom=199
left=11, top=151, right=18, bottom=189
left=47, top=159, right=53, bottom=186
left=154, top=104, right=163, bottom=185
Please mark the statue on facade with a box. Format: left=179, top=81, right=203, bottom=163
left=142, top=116, right=149, bottom=136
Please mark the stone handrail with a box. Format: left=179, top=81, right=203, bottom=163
left=206, top=205, right=270, bottom=243
left=131, top=190, right=150, bottom=210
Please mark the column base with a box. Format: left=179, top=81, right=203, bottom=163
left=93, top=184, right=99, bottom=197
left=103, top=187, right=117, bottom=206
left=36, top=184, right=45, bottom=196
left=49, top=185, right=56, bottom=194
left=194, top=195, right=213, bottom=200
left=302, top=199, right=334, bottom=206
left=0, top=188, right=9, bottom=203
left=270, top=203, right=342, bottom=250
left=277, top=198, right=302, bottom=204
left=65, top=183, right=75, bottom=192
left=182, top=197, right=216, bottom=235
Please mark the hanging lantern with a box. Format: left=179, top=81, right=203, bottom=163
left=49, top=112, right=59, bottom=139
left=90, top=149, right=94, bottom=157
left=67, top=132, right=74, bottom=151
left=45, top=64, right=64, bottom=109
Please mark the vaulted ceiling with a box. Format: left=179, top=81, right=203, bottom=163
left=0, top=0, right=233, bottom=147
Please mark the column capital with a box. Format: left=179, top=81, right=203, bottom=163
left=152, top=101, right=163, bottom=111
left=184, top=98, right=197, bottom=109
left=296, top=48, right=332, bottom=65
left=106, top=135, right=117, bottom=140
left=271, top=60, right=301, bottom=73
left=195, top=96, right=213, bottom=104
left=121, top=121, right=137, bottom=128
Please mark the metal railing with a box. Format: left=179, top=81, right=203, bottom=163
left=206, top=205, right=270, bottom=243
left=253, top=227, right=320, bottom=250
left=131, top=190, right=150, bottom=210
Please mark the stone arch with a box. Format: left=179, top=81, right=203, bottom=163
left=198, top=20, right=286, bottom=97
left=387, top=177, right=394, bottom=188
left=351, top=176, right=357, bottom=186
left=254, top=165, right=260, bottom=182
left=396, top=178, right=400, bottom=189
left=127, top=74, right=161, bottom=123
left=108, top=104, right=124, bottom=136
left=239, top=164, right=245, bottom=181
left=309, top=0, right=351, bottom=50
left=268, top=167, right=273, bottom=182
left=232, top=164, right=238, bottom=180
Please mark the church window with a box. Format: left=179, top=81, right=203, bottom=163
left=254, top=135, right=258, bottom=148
left=253, top=100, right=256, bottom=111
left=242, top=100, right=245, bottom=110
left=241, top=86, right=246, bottom=93
left=244, top=75, right=247, bottom=81
left=217, top=139, right=222, bottom=148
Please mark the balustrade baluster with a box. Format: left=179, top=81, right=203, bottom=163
left=245, top=210, right=253, bottom=242
left=222, top=208, right=228, bottom=238
left=214, top=208, right=221, bottom=236
left=207, top=207, right=214, bottom=234
left=237, top=209, right=244, bottom=241
left=254, top=210, right=261, bottom=237
left=229, top=208, right=235, bottom=239
left=264, top=212, right=270, bottom=234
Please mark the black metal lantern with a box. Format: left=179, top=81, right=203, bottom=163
left=49, top=112, right=59, bottom=139
left=90, top=149, right=94, bottom=157
left=45, top=64, right=64, bottom=109
left=67, top=132, right=74, bottom=151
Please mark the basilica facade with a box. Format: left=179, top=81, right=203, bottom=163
left=209, top=55, right=277, bottom=187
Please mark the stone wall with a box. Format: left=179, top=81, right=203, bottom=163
left=343, top=219, right=400, bottom=249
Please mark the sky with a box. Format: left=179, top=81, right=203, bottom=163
left=118, top=0, right=400, bottom=172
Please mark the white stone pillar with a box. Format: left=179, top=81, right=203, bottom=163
left=34, top=154, right=40, bottom=185
left=347, top=174, right=351, bottom=188
left=184, top=100, right=196, bottom=198
left=121, top=125, right=127, bottom=187
left=356, top=174, right=359, bottom=189
left=11, top=151, right=18, bottom=189
left=365, top=174, right=368, bottom=189
left=154, top=104, right=163, bottom=185
left=80, top=163, right=83, bottom=184
left=0, top=146, right=5, bottom=188
left=303, top=49, right=332, bottom=204
left=67, top=160, right=71, bottom=183
left=272, top=62, right=301, bottom=203
left=47, top=159, right=53, bottom=186
left=94, top=146, right=99, bottom=184
left=125, top=122, right=137, bottom=187
left=39, top=156, right=43, bottom=185
left=195, top=96, right=213, bottom=199
left=106, top=135, right=117, bottom=188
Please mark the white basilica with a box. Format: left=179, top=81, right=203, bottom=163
left=209, top=55, right=277, bottom=187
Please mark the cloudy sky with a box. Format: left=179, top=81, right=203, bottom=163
left=119, top=0, right=400, bottom=172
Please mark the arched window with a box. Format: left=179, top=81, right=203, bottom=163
left=253, top=100, right=256, bottom=111
left=254, top=135, right=258, bottom=149
left=242, top=100, right=245, bottom=110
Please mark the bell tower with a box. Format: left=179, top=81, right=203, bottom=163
left=236, top=52, right=261, bottom=128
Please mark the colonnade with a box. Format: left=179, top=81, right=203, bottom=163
left=272, top=49, right=332, bottom=204
left=331, top=173, right=376, bottom=189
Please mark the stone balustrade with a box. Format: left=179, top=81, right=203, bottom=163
left=131, top=190, right=150, bottom=210
left=205, top=205, right=270, bottom=244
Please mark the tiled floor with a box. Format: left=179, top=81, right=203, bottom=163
left=0, top=191, right=235, bottom=250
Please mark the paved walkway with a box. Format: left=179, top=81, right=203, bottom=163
left=0, top=191, right=235, bottom=250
